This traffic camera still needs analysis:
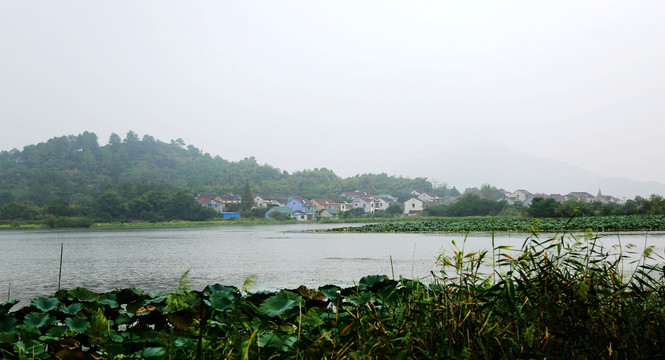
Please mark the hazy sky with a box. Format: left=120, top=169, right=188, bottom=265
left=2, top=1, right=664, bottom=188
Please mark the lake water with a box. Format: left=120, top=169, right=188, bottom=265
left=1, top=224, right=663, bottom=306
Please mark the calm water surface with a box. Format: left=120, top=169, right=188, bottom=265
left=1, top=224, right=663, bottom=306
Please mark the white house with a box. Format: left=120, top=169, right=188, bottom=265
left=404, top=197, right=424, bottom=214
left=372, top=197, right=391, bottom=211
left=511, top=190, right=532, bottom=202
left=352, top=197, right=374, bottom=213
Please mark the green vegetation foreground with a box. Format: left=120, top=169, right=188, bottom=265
left=1, top=232, right=664, bottom=359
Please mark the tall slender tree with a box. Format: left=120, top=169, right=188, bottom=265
left=241, top=182, right=254, bottom=211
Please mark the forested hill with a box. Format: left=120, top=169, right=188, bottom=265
left=0, top=131, right=433, bottom=207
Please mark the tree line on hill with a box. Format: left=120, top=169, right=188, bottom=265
left=0, top=131, right=437, bottom=224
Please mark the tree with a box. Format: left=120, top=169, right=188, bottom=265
left=108, top=133, right=122, bottom=146
left=46, top=197, right=74, bottom=217
left=527, top=198, right=561, bottom=218
left=241, top=182, right=254, bottom=211
left=97, top=187, right=126, bottom=219
left=386, top=203, right=403, bottom=216
left=445, top=194, right=506, bottom=217
left=0, top=201, right=42, bottom=220
left=341, top=208, right=365, bottom=219
left=640, top=194, right=665, bottom=215
left=556, top=200, right=594, bottom=218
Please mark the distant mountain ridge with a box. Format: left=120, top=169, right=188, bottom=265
left=392, top=142, right=665, bottom=199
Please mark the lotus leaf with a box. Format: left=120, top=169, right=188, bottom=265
left=358, top=275, right=389, bottom=291
left=108, top=330, right=124, bottom=342
left=65, top=316, right=91, bottom=333
left=0, top=299, right=19, bottom=316
left=319, top=285, right=340, bottom=301
left=66, top=287, right=99, bottom=302
left=60, top=302, right=83, bottom=315
left=31, top=297, right=60, bottom=312
left=204, top=283, right=237, bottom=295
left=260, top=290, right=302, bottom=317
left=0, top=317, right=17, bottom=333
left=45, top=325, right=67, bottom=338
left=98, top=294, right=119, bottom=308
left=23, top=312, right=55, bottom=328
left=206, top=287, right=236, bottom=312
left=346, top=292, right=374, bottom=306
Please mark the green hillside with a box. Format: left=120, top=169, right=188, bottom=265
left=0, top=131, right=433, bottom=223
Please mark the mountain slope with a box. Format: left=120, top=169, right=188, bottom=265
left=393, top=142, right=665, bottom=199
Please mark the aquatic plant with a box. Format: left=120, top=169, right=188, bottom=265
left=328, top=214, right=665, bottom=233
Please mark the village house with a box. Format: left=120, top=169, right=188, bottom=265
left=549, top=194, right=568, bottom=202
left=499, top=195, right=518, bottom=205
left=594, top=190, right=622, bottom=204
left=319, top=209, right=339, bottom=219
left=378, top=194, right=399, bottom=202
left=285, top=196, right=309, bottom=212
left=253, top=195, right=286, bottom=208
left=217, top=194, right=242, bottom=209
left=352, top=196, right=374, bottom=213
left=196, top=196, right=223, bottom=212
left=417, top=192, right=440, bottom=202
left=403, top=197, right=424, bottom=215
left=372, top=197, right=391, bottom=211
left=338, top=202, right=351, bottom=211
left=292, top=210, right=308, bottom=221
left=311, top=198, right=340, bottom=211
left=511, top=190, right=532, bottom=202
left=566, top=192, right=595, bottom=202
left=264, top=206, right=294, bottom=219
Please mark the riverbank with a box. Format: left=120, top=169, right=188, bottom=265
left=2, top=233, right=663, bottom=359
left=0, top=218, right=297, bottom=230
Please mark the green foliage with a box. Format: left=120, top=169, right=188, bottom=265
left=330, top=215, right=665, bottom=233
left=386, top=203, right=403, bottom=215
left=341, top=208, right=365, bottom=219
left=424, top=193, right=506, bottom=217
left=241, top=182, right=254, bottom=211
left=1, top=233, right=663, bottom=359
left=528, top=197, right=560, bottom=217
